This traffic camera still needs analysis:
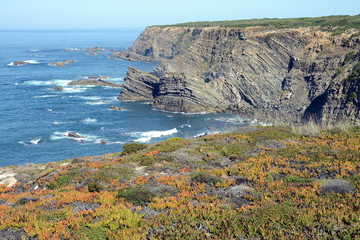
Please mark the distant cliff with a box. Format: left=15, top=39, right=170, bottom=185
left=116, top=16, right=360, bottom=124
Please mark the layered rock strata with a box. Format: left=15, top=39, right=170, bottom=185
left=116, top=26, right=360, bottom=124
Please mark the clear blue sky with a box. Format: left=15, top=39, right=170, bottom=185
left=1, top=0, right=359, bottom=30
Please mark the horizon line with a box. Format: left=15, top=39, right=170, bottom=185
left=0, top=27, right=146, bottom=32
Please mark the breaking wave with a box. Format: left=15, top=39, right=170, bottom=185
left=7, top=60, right=40, bottom=66
left=130, top=128, right=178, bottom=142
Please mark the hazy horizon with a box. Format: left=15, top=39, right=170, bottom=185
left=1, top=0, right=359, bottom=31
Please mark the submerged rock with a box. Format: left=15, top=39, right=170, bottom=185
left=48, top=60, right=74, bottom=67
left=12, top=61, right=29, bottom=66
left=66, top=132, right=83, bottom=138
left=109, top=105, right=125, bottom=111
left=68, top=79, right=122, bottom=87
left=53, top=86, right=64, bottom=91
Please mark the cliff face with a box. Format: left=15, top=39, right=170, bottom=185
left=116, top=26, right=360, bottom=124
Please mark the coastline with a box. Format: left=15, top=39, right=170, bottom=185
left=0, top=125, right=358, bottom=239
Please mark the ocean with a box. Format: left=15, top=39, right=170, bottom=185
left=0, top=30, right=249, bottom=166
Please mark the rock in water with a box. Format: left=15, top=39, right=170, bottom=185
left=49, top=60, right=74, bottom=67
left=67, top=79, right=122, bottom=87
left=12, top=61, right=29, bottom=66
left=109, top=105, right=125, bottom=111
left=66, top=132, right=83, bottom=138
left=118, top=66, right=159, bottom=101
left=53, top=86, right=64, bottom=91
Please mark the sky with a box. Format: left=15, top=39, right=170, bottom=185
left=1, top=0, right=359, bottom=30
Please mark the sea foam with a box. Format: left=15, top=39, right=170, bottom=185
left=81, top=118, right=98, bottom=124
left=50, top=131, right=101, bottom=143
left=133, top=128, right=178, bottom=142
left=18, top=137, right=42, bottom=146
left=85, top=100, right=108, bottom=105
left=7, top=60, right=40, bottom=66
left=33, top=95, right=59, bottom=98
left=23, top=79, right=72, bottom=86
left=61, top=87, right=87, bottom=93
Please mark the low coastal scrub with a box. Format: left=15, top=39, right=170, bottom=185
left=0, top=126, right=359, bottom=239
left=161, top=15, right=360, bottom=35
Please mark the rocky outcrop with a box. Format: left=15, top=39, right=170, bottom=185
left=118, top=66, right=160, bottom=101
left=49, top=60, right=74, bottom=67
left=66, top=132, right=83, bottom=138
left=68, top=79, right=122, bottom=87
left=303, top=51, right=360, bottom=124
left=12, top=61, right=29, bottom=66
left=117, top=25, right=360, bottom=124
left=109, top=105, right=125, bottom=111
left=53, top=86, right=64, bottom=91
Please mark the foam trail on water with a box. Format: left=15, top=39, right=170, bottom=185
left=85, top=101, right=108, bottom=105
left=30, top=138, right=41, bottom=145
left=18, top=137, right=42, bottom=145
left=81, top=118, right=98, bottom=124
left=7, top=60, right=40, bottom=66
left=50, top=131, right=103, bottom=144
left=23, top=79, right=72, bottom=86
left=133, top=128, right=178, bottom=142
left=61, top=87, right=88, bottom=93
left=33, top=95, right=59, bottom=98
left=78, top=96, right=102, bottom=100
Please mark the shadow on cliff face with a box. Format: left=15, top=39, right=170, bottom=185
left=302, top=91, right=328, bottom=124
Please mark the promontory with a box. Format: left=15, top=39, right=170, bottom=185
left=116, top=15, right=360, bottom=125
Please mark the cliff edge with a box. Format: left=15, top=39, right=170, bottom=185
left=116, top=16, right=360, bottom=124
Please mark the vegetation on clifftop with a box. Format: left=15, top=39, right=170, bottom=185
left=160, top=14, right=360, bottom=34
left=0, top=126, right=359, bottom=239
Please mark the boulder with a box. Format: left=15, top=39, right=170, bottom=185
left=0, top=228, right=34, bottom=240
left=67, top=79, right=122, bottom=87
left=16, top=196, right=39, bottom=205
left=53, top=86, right=64, bottom=91
left=12, top=61, right=29, bottom=66
left=68, top=201, right=100, bottom=213
left=320, top=179, right=357, bottom=195
left=109, top=105, right=125, bottom=111
left=49, top=60, right=74, bottom=67
left=66, top=132, right=83, bottom=138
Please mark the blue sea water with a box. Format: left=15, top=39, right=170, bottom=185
left=0, top=30, right=248, bottom=166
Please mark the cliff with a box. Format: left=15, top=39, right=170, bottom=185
left=116, top=16, right=360, bottom=124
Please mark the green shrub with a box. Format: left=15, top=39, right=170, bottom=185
left=94, top=166, right=134, bottom=181
left=88, top=182, right=103, bottom=192
left=126, top=154, right=155, bottom=166
left=348, top=91, right=357, bottom=102
left=116, top=187, right=155, bottom=205
left=120, top=143, right=147, bottom=156
left=150, top=137, right=189, bottom=153
left=160, top=15, right=360, bottom=34
left=343, top=51, right=356, bottom=65
left=56, top=175, right=70, bottom=187
left=343, top=62, right=360, bottom=85
left=47, top=182, right=56, bottom=190
left=77, top=226, right=107, bottom=240
left=191, top=172, right=221, bottom=185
